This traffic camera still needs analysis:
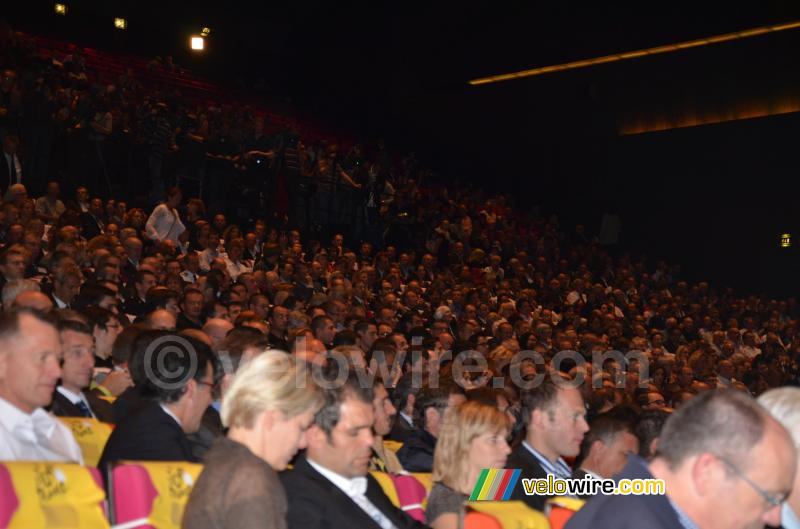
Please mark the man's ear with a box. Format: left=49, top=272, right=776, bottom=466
left=691, top=453, right=721, bottom=498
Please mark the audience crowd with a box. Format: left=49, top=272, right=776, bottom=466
left=2, top=21, right=800, bottom=529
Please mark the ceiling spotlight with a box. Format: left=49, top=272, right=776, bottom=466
left=54, top=3, right=67, bottom=15
left=191, top=36, right=205, bottom=51
left=200, top=27, right=211, bottom=37
left=114, top=18, right=127, bottom=30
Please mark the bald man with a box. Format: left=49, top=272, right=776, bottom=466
left=146, top=309, right=177, bottom=330
left=12, top=291, right=54, bottom=312
left=202, top=318, right=234, bottom=348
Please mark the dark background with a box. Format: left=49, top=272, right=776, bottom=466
left=7, top=1, right=800, bottom=296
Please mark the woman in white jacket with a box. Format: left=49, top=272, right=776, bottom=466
left=145, top=187, right=186, bottom=244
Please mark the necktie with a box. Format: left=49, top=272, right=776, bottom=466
left=75, top=400, right=93, bottom=418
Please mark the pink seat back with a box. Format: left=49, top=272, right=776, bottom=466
left=0, top=465, right=20, bottom=529
left=390, top=474, right=428, bottom=522
left=111, top=465, right=159, bottom=528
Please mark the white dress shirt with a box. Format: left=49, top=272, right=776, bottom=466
left=4, top=151, right=22, bottom=185
left=307, top=458, right=397, bottom=529
left=145, top=204, right=186, bottom=244
left=0, top=396, right=83, bottom=463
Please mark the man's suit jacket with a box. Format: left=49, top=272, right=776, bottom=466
left=506, top=443, right=550, bottom=511
left=98, top=401, right=197, bottom=470
left=79, top=212, right=104, bottom=240
left=49, top=390, right=114, bottom=423
left=387, top=413, right=415, bottom=444
left=565, top=456, right=683, bottom=529
left=0, top=151, right=21, bottom=195
left=395, top=427, right=436, bottom=472
left=280, top=456, right=426, bottom=529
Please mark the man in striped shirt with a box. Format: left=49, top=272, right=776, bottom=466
left=507, top=378, right=590, bottom=511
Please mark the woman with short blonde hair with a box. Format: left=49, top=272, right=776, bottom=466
left=427, top=401, right=512, bottom=529
left=183, top=351, right=323, bottom=529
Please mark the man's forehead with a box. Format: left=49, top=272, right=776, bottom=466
left=337, top=398, right=374, bottom=427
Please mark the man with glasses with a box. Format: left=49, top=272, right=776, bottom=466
left=758, top=387, right=800, bottom=529
left=566, top=390, right=796, bottom=529
left=99, top=333, right=218, bottom=467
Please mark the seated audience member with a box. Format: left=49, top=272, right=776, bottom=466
left=182, top=351, right=323, bottom=529
left=387, top=372, right=421, bottom=443
left=507, top=379, right=589, bottom=511
left=635, top=409, right=670, bottom=461
left=12, top=289, right=55, bottom=312
left=369, top=380, right=404, bottom=473
left=99, top=334, right=218, bottom=467
left=758, top=387, right=800, bottom=529
left=565, top=390, right=796, bottom=529
left=396, top=381, right=467, bottom=472
left=280, top=368, right=426, bottom=529
left=203, top=317, right=234, bottom=348
left=572, top=412, right=639, bottom=495
left=145, top=308, right=177, bottom=330
left=49, top=319, right=113, bottom=422
left=177, top=288, right=206, bottom=331
left=426, top=401, right=512, bottom=529
left=0, top=310, right=83, bottom=462
left=82, top=306, right=124, bottom=370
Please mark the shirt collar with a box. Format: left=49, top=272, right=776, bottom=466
left=52, top=294, right=68, bottom=309
left=522, top=440, right=572, bottom=477
left=159, top=403, right=182, bottom=428
left=307, top=458, right=368, bottom=496
left=56, top=386, right=85, bottom=405
left=668, top=498, right=702, bottom=529
left=0, top=396, right=57, bottom=441
left=783, top=503, right=800, bottom=529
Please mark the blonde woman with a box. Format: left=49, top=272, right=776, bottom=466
left=182, top=351, right=323, bottom=529
left=426, top=401, right=512, bottom=529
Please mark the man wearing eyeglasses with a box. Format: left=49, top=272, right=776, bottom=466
left=566, top=390, right=796, bottom=529
left=759, top=387, right=800, bottom=529
left=99, top=333, right=218, bottom=468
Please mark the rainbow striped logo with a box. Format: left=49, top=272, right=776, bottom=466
left=469, top=469, right=522, bottom=501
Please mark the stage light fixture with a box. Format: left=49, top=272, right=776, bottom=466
left=201, top=27, right=211, bottom=37
left=191, top=36, right=205, bottom=51
left=781, top=234, right=791, bottom=248
left=114, top=18, right=127, bottom=30
left=54, top=3, right=67, bottom=15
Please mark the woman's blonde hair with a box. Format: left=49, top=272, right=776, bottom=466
left=221, top=350, right=323, bottom=429
left=432, top=401, right=511, bottom=491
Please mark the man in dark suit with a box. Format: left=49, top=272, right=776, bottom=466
left=566, top=390, right=795, bottom=529
left=49, top=319, right=113, bottom=423
left=386, top=371, right=421, bottom=444
left=98, top=333, right=217, bottom=469
left=281, top=368, right=425, bottom=529
left=79, top=197, right=105, bottom=240
left=396, top=381, right=466, bottom=472
left=507, top=379, right=589, bottom=511
left=0, top=134, right=22, bottom=195
left=570, top=413, right=639, bottom=499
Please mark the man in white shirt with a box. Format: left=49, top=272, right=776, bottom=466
left=281, top=370, right=424, bottom=529
left=0, top=310, right=83, bottom=463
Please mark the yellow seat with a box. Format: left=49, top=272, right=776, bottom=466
left=0, top=461, right=109, bottom=529
left=111, top=461, right=203, bottom=529
left=57, top=418, right=114, bottom=468
left=383, top=440, right=403, bottom=453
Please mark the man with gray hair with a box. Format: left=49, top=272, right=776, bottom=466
left=758, top=387, right=800, bottom=529
left=566, top=390, right=796, bottom=529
